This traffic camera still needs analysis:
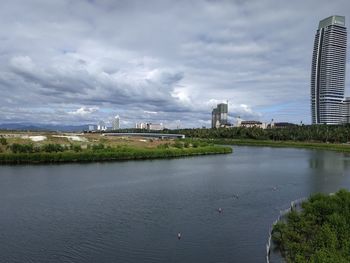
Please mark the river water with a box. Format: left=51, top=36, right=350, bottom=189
left=1, top=146, right=350, bottom=263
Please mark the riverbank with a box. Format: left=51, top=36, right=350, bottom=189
left=271, top=190, right=350, bottom=262
left=195, top=138, right=350, bottom=153
left=0, top=131, right=232, bottom=164
left=0, top=145, right=232, bottom=164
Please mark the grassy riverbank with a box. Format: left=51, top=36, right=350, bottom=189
left=272, top=190, right=350, bottom=263
left=0, top=146, right=232, bottom=164
left=0, top=134, right=232, bottom=164
left=192, top=138, right=350, bottom=153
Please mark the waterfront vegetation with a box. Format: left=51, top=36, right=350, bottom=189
left=272, top=190, right=350, bottom=263
left=114, top=125, right=350, bottom=143
left=164, top=125, right=350, bottom=143
left=106, top=125, right=350, bottom=152
left=193, top=139, right=350, bottom=153
left=0, top=135, right=232, bottom=164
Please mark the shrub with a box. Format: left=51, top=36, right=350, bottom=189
left=173, top=141, right=184, bottom=149
left=272, top=190, right=350, bottom=262
left=72, top=144, right=82, bottom=152
left=157, top=143, right=169, bottom=149
left=92, top=143, right=105, bottom=151
left=0, top=136, right=7, bottom=146
left=10, top=143, right=34, bottom=153
left=42, top=143, right=65, bottom=153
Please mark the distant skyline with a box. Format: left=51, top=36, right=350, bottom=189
left=0, top=0, right=349, bottom=128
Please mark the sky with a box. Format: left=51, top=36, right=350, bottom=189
left=0, top=0, right=349, bottom=128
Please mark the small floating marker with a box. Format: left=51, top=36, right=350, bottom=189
left=233, top=194, right=239, bottom=199
left=218, top=208, right=222, bottom=213
left=177, top=232, right=181, bottom=240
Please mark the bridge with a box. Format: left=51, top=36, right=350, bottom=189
left=102, top=133, right=185, bottom=139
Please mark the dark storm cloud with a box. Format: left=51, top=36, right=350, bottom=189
left=0, top=0, right=349, bottom=127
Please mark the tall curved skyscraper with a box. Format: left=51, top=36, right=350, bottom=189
left=311, top=15, right=347, bottom=124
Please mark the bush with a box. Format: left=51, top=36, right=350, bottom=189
left=272, top=190, right=350, bottom=262
left=0, top=136, right=7, bottom=146
left=173, top=141, right=184, bottom=149
left=157, top=143, right=170, bottom=149
left=72, top=144, right=82, bottom=152
left=92, top=143, right=105, bottom=151
left=42, top=144, right=64, bottom=153
left=10, top=143, right=34, bottom=153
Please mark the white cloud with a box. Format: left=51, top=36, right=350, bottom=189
left=0, top=0, right=349, bottom=127
left=68, top=106, right=99, bottom=116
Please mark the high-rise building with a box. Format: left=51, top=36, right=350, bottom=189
left=342, top=97, right=350, bottom=123
left=112, top=115, right=120, bottom=130
left=97, top=121, right=107, bottom=131
left=211, top=103, right=228, bottom=128
left=311, top=15, right=347, bottom=124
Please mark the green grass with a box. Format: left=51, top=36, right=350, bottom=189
left=0, top=145, right=232, bottom=164
left=196, top=138, right=350, bottom=153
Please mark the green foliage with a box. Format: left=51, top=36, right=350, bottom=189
left=71, top=144, right=82, bottom=152
left=157, top=143, right=170, bottom=149
left=0, top=136, right=7, bottom=146
left=10, top=143, right=34, bottom=153
left=272, top=190, right=350, bottom=262
left=155, top=125, right=350, bottom=144
left=173, top=140, right=184, bottom=149
left=99, top=125, right=350, bottom=144
left=42, top=143, right=65, bottom=153
left=0, top=144, right=232, bottom=164
left=91, top=143, right=105, bottom=151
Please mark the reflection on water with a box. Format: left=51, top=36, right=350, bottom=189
left=308, top=151, right=350, bottom=193
left=0, top=146, right=350, bottom=263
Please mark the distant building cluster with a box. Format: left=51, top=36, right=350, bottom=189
left=210, top=102, right=297, bottom=129
left=89, top=115, right=120, bottom=132
left=237, top=118, right=296, bottom=129
left=135, top=122, right=164, bottom=131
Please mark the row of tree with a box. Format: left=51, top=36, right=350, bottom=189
left=103, top=125, right=350, bottom=143
left=175, top=125, right=350, bottom=143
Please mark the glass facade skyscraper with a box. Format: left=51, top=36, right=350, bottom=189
left=311, top=15, right=347, bottom=124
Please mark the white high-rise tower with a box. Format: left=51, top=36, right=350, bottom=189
left=311, top=16, right=347, bottom=124
left=112, top=115, right=120, bottom=130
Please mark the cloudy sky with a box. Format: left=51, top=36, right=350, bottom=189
left=0, top=0, right=349, bottom=128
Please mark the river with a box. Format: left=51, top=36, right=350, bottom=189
left=1, top=146, right=350, bottom=263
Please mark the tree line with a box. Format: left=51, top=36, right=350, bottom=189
left=104, top=125, right=350, bottom=143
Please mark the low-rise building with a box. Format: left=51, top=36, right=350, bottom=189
left=147, top=123, right=164, bottom=131
left=135, top=122, right=164, bottom=131
left=136, top=123, right=147, bottom=129
left=239, top=120, right=267, bottom=129
left=271, top=122, right=297, bottom=129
